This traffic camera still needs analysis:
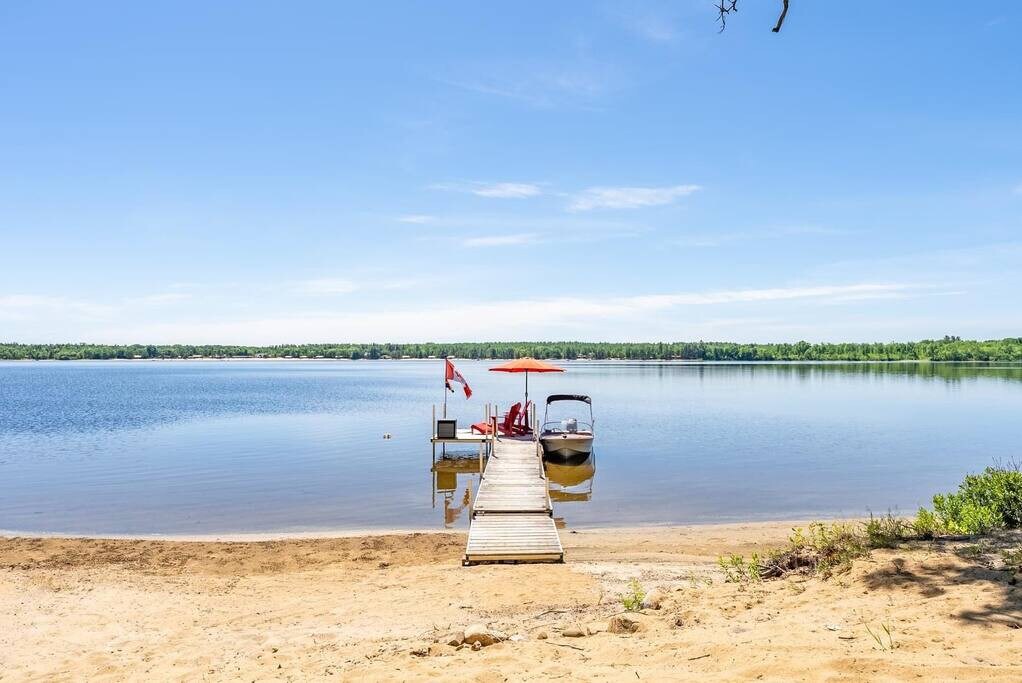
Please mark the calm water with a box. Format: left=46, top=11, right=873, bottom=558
left=1, top=360, right=1020, bottom=535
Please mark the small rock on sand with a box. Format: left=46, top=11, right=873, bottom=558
left=562, top=626, right=586, bottom=638
left=436, top=630, right=464, bottom=647
left=642, top=590, right=666, bottom=610
left=607, top=616, right=640, bottom=634
left=463, top=624, right=499, bottom=647
left=536, top=631, right=548, bottom=640
left=409, top=641, right=430, bottom=657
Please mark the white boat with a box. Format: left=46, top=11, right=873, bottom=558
left=539, top=394, right=594, bottom=464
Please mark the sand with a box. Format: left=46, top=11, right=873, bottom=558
left=2, top=522, right=1021, bottom=681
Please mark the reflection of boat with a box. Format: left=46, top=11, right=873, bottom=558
left=540, top=394, right=594, bottom=464
left=546, top=456, right=595, bottom=487
left=546, top=453, right=595, bottom=502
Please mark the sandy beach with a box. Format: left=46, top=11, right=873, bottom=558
left=2, top=522, right=1020, bottom=681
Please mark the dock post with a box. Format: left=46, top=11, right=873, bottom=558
left=478, top=404, right=487, bottom=475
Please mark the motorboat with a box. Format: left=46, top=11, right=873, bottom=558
left=539, top=394, right=594, bottom=464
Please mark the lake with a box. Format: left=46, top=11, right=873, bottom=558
left=1, top=360, right=1020, bottom=536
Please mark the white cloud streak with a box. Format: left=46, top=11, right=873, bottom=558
left=674, top=226, right=846, bottom=248
left=0, top=295, right=116, bottom=322
left=431, top=181, right=543, bottom=199
left=292, top=278, right=361, bottom=295
left=463, top=233, right=539, bottom=247
left=397, top=214, right=435, bottom=224
left=569, top=184, right=701, bottom=211
left=472, top=182, right=543, bottom=198
left=69, top=282, right=930, bottom=345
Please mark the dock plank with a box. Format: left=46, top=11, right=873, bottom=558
left=463, top=436, right=563, bottom=565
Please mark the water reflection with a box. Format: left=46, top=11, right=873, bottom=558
left=546, top=454, right=596, bottom=503
left=431, top=454, right=481, bottom=528
left=429, top=451, right=599, bottom=527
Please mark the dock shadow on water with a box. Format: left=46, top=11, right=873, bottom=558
left=429, top=450, right=598, bottom=528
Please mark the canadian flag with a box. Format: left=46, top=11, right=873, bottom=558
left=445, top=359, right=473, bottom=399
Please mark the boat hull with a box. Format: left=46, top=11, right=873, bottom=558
left=540, top=432, right=594, bottom=464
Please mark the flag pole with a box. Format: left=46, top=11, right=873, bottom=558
left=442, top=359, right=448, bottom=418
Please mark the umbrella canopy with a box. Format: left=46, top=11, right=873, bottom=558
left=489, top=358, right=565, bottom=374
left=489, top=357, right=564, bottom=409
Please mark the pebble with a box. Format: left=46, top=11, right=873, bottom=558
left=607, top=615, right=640, bottom=634
left=463, top=624, right=499, bottom=647
left=436, top=630, right=465, bottom=647
left=562, top=626, right=586, bottom=638
left=642, top=589, right=666, bottom=610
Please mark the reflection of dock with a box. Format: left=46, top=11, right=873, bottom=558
left=463, top=436, right=563, bottom=565
left=431, top=456, right=482, bottom=528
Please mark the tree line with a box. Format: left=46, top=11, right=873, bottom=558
left=1, top=337, right=1021, bottom=362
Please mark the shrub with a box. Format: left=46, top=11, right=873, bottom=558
left=913, top=508, right=940, bottom=539
left=621, top=579, right=646, bottom=610
left=1001, top=547, right=1022, bottom=572
left=961, top=467, right=1022, bottom=527
left=922, top=466, right=1022, bottom=535
left=791, top=522, right=869, bottom=576
left=863, top=513, right=912, bottom=549
left=718, top=553, right=762, bottom=583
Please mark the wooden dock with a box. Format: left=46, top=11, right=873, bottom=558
left=463, top=436, right=563, bottom=565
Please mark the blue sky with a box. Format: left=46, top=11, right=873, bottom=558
left=1, top=1, right=1020, bottom=344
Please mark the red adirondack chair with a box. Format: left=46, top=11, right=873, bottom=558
left=514, top=400, right=533, bottom=435
left=471, top=402, right=521, bottom=435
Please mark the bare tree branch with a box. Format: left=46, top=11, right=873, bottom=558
left=715, top=0, right=739, bottom=33
left=771, top=0, right=790, bottom=33
left=717, top=0, right=790, bottom=33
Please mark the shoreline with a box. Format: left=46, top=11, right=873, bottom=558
left=0, top=357, right=1011, bottom=364
left=0, top=517, right=844, bottom=544
left=3, top=521, right=1019, bottom=680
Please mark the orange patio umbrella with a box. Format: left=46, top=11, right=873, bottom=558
left=489, top=357, right=564, bottom=407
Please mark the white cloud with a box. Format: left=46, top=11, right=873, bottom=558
left=126, top=292, right=192, bottom=305
left=598, top=283, right=917, bottom=312
left=472, top=182, right=543, bottom=198
left=0, top=295, right=115, bottom=322
left=73, top=282, right=939, bottom=345
left=292, top=278, right=360, bottom=295
left=569, top=184, right=701, bottom=211
left=463, top=233, right=539, bottom=248
left=438, top=65, right=611, bottom=108
left=674, top=225, right=846, bottom=248
left=291, top=275, right=430, bottom=295
left=431, top=181, right=543, bottom=199
left=397, top=214, right=435, bottom=224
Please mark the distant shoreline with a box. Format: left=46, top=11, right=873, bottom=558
left=3, top=338, right=1019, bottom=362
left=0, top=357, right=1016, bottom=364
left=1, top=355, right=1013, bottom=366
